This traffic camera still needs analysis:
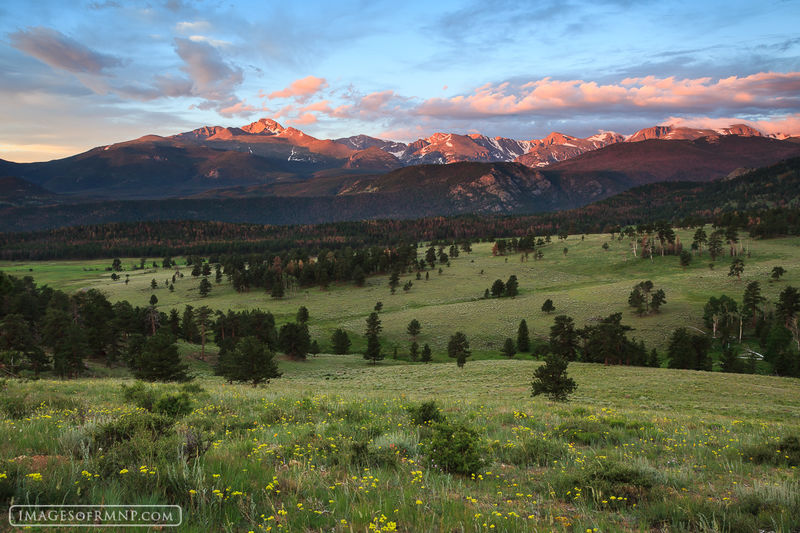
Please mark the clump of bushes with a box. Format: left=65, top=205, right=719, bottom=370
left=571, top=458, right=663, bottom=505
left=427, top=421, right=485, bottom=475
left=407, top=400, right=445, bottom=425
left=121, top=381, right=195, bottom=418
left=744, top=435, right=800, bottom=466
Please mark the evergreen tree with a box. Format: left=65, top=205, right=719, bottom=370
left=447, top=332, right=471, bottom=368
left=365, top=312, right=382, bottom=337
left=149, top=294, right=158, bottom=306
left=309, top=340, right=320, bottom=355
left=374, top=301, right=383, bottom=312
left=409, top=341, right=419, bottom=362
left=679, top=250, right=692, bottom=269
left=199, top=277, right=212, bottom=297
left=490, top=279, right=505, bottom=297
left=771, top=266, right=786, bottom=281
left=728, top=258, right=745, bottom=280
left=133, top=330, right=190, bottom=382
left=501, top=338, right=516, bottom=358
left=742, top=281, right=765, bottom=326
left=650, top=289, right=667, bottom=313
left=516, top=319, right=531, bottom=352
left=181, top=305, right=199, bottom=343
left=505, top=275, right=519, bottom=297
left=421, top=344, right=432, bottom=363
left=270, top=281, right=285, bottom=299
left=407, top=318, right=421, bottom=340
left=278, top=322, right=310, bottom=360
left=330, top=328, right=351, bottom=354
left=647, top=348, right=660, bottom=368
left=531, top=353, right=577, bottom=401
left=364, top=333, right=383, bottom=364
left=389, top=271, right=400, bottom=294
left=667, top=328, right=711, bottom=371
left=541, top=299, right=555, bottom=314
left=549, top=315, right=579, bottom=360
left=296, top=306, right=310, bottom=324
left=196, top=306, right=212, bottom=359
left=352, top=266, right=366, bottom=287
left=52, top=324, right=88, bottom=378
left=219, top=336, right=281, bottom=386
left=151, top=278, right=158, bottom=289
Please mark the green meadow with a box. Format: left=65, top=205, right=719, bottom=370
left=1, top=229, right=800, bottom=531
left=2, top=230, right=798, bottom=357
left=1, top=359, right=799, bottom=532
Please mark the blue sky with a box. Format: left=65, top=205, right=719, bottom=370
left=1, top=0, right=799, bottom=161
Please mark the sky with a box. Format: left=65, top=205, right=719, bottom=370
left=1, top=0, right=799, bottom=162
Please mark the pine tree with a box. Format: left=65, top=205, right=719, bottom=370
left=365, top=312, right=382, bottom=337
left=364, top=333, right=383, bottom=364
left=531, top=353, right=577, bottom=401
left=409, top=341, right=419, bottom=362
left=199, top=277, right=212, bottom=297
left=516, top=319, right=530, bottom=352
left=541, top=299, right=555, bottom=314
left=549, top=315, right=578, bottom=360
left=278, top=322, right=310, bottom=360
left=501, top=338, right=516, bottom=358
left=407, top=318, right=421, bottom=340
left=296, top=306, right=310, bottom=324
left=133, top=330, right=190, bottom=382
left=490, top=279, right=505, bottom=297
left=331, top=329, right=351, bottom=354
left=447, top=332, right=471, bottom=368
left=219, top=336, right=281, bottom=386
left=196, top=306, right=212, bottom=359
left=421, top=343, right=432, bottom=363
left=505, top=275, right=519, bottom=297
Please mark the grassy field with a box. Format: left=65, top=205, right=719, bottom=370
left=2, top=229, right=798, bottom=358
left=2, top=230, right=800, bottom=531
left=1, top=358, right=799, bottom=532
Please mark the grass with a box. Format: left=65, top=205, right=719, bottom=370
left=2, top=229, right=799, bottom=359
left=1, top=229, right=800, bottom=530
left=1, top=359, right=799, bottom=531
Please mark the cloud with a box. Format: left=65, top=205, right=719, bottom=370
left=175, top=21, right=211, bottom=33
left=662, top=113, right=800, bottom=136
left=287, top=113, right=317, bottom=126
left=415, top=72, right=800, bottom=119
left=9, top=26, right=122, bottom=74
left=267, top=75, right=328, bottom=102
left=173, top=37, right=243, bottom=102
left=218, top=100, right=259, bottom=117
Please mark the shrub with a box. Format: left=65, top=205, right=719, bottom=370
left=497, top=436, right=568, bottom=467
left=744, top=435, right=800, bottom=466
left=427, top=421, right=484, bottom=475
left=346, top=441, right=399, bottom=469
left=93, top=412, right=174, bottom=449
left=121, top=381, right=159, bottom=411
left=572, top=458, right=662, bottom=504
left=407, top=400, right=445, bottom=425
left=154, top=392, right=194, bottom=418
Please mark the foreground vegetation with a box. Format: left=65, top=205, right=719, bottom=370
left=2, top=359, right=799, bottom=532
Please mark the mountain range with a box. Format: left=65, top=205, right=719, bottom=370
left=1, top=118, right=800, bottom=231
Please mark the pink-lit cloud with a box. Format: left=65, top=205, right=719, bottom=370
left=218, top=100, right=259, bottom=117
left=267, top=76, right=328, bottom=102
left=415, top=73, right=800, bottom=118
left=661, top=113, right=800, bottom=137
left=287, top=113, right=318, bottom=126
